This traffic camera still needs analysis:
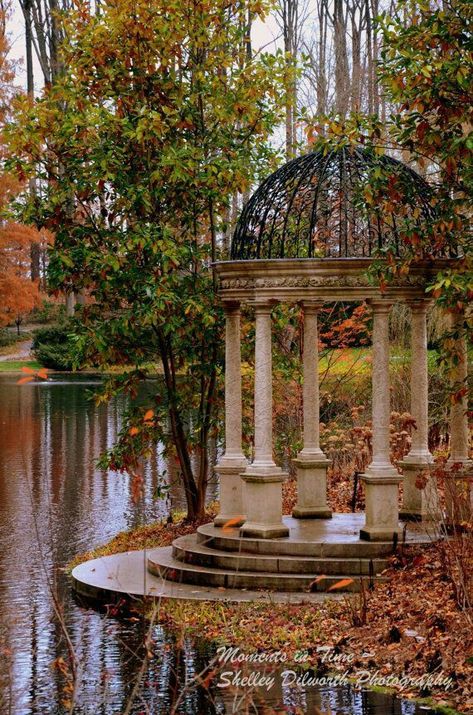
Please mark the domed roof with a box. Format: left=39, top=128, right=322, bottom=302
left=231, top=146, right=440, bottom=260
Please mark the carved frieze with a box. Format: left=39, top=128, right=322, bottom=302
left=220, top=273, right=426, bottom=291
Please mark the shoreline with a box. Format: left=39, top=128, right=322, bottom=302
left=68, top=511, right=472, bottom=715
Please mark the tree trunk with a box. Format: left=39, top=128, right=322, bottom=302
left=156, top=328, right=200, bottom=520
left=317, top=0, right=328, bottom=116
left=365, top=0, right=374, bottom=114
left=350, top=2, right=362, bottom=112
left=333, top=0, right=349, bottom=117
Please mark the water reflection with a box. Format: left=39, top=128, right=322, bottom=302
left=0, top=375, right=436, bottom=714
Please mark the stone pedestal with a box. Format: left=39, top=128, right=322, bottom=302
left=241, top=301, right=289, bottom=539
left=240, top=470, right=289, bottom=538
left=360, top=474, right=403, bottom=541
left=292, top=302, right=332, bottom=519
left=292, top=456, right=332, bottom=518
left=214, top=460, right=247, bottom=527
left=214, top=302, right=247, bottom=527
left=360, top=300, right=402, bottom=541
left=399, top=462, right=439, bottom=521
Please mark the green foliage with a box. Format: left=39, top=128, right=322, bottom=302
left=8, top=0, right=286, bottom=518
left=30, top=299, right=65, bottom=324
left=379, top=0, right=473, bottom=308
left=0, top=329, right=21, bottom=348
left=32, top=324, right=76, bottom=370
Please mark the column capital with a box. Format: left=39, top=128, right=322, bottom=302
left=300, top=300, right=325, bottom=313
left=406, top=298, right=431, bottom=313
left=222, top=300, right=241, bottom=315
left=252, top=299, right=275, bottom=314
left=367, top=298, right=393, bottom=314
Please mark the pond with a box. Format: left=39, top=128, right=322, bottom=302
left=0, top=374, right=440, bottom=714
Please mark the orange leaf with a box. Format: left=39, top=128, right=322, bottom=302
left=143, top=409, right=154, bottom=422
left=21, top=366, right=36, bottom=374
left=201, top=668, right=216, bottom=689
left=17, top=376, right=34, bottom=385
left=309, top=575, right=327, bottom=591
left=327, top=578, right=354, bottom=591
left=129, top=426, right=139, bottom=436
left=222, top=516, right=243, bottom=531
left=37, top=369, right=49, bottom=380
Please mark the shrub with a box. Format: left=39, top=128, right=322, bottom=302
left=32, top=323, right=76, bottom=370
left=30, top=299, right=65, bottom=324
left=0, top=329, right=19, bottom=348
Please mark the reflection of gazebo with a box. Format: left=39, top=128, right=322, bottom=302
left=213, top=146, right=467, bottom=542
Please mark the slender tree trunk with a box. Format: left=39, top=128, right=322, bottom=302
left=157, top=328, right=200, bottom=520
left=317, top=0, right=328, bottom=116
left=24, top=0, right=42, bottom=283
left=371, top=0, right=380, bottom=115
left=279, top=0, right=298, bottom=158
left=333, top=0, right=349, bottom=116
left=350, top=2, right=363, bottom=112
left=365, top=0, right=374, bottom=114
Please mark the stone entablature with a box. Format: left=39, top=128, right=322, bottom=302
left=216, top=258, right=455, bottom=303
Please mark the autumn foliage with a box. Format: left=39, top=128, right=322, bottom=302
left=0, top=3, right=42, bottom=328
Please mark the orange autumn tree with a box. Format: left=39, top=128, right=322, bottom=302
left=0, top=2, right=41, bottom=332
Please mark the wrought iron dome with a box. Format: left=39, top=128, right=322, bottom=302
left=231, top=146, right=441, bottom=261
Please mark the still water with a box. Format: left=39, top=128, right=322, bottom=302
left=0, top=374, right=439, bottom=714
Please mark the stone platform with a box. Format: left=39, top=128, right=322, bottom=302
left=72, top=514, right=435, bottom=603
left=147, top=513, right=433, bottom=593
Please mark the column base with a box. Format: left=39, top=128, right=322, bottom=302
left=292, top=506, right=332, bottom=519
left=399, top=460, right=440, bottom=522
left=240, top=468, right=289, bottom=539
left=240, top=523, right=290, bottom=539
left=214, top=513, right=246, bottom=528
left=292, top=455, right=332, bottom=519
left=359, top=525, right=403, bottom=542
left=360, top=472, right=403, bottom=542
left=214, top=458, right=247, bottom=528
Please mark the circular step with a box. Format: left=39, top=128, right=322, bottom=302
left=196, top=513, right=430, bottom=558
left=147, top=546, right=385, bottom=593
left=173, top=534, right=388, bottom=576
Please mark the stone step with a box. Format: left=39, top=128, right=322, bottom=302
left=196, top=522, right=408, bottom=558
left=173, top=534, right=389, bottom=576
left=147, top=546, right=385, bottom=593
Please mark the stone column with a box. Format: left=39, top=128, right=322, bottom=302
left=360, top=300, right=402, bottom=541
left=446, top=311, right=472, bottom=525
left=400, top=300, right=439, bottom=520
left=293, top=301, right=331, bottom=518
left=214, top=302, right=247, bottom=527
left=241, top=301, right=289, bottom=539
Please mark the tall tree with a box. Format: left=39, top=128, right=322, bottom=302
left=276, top=0, right=308, bottom=157
left=380, top=0, right=472, bottom=304
left=9, top=0, right=285, bottom=520
left=18, top=0, right=69, bottom=87
left=0, top=2, right=41, bottom=329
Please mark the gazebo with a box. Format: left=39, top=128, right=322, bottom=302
left=213, top=145, right=467, bottom=542
left=74, top=146, right=471, bottom=598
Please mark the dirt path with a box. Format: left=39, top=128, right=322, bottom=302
left=0, top=339, right=33, bottom=362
